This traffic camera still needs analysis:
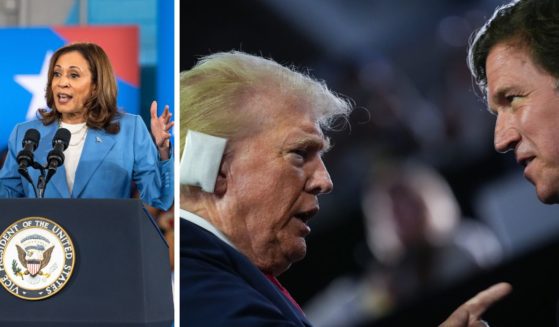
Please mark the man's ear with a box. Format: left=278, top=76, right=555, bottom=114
left=213, top=155, right=229, bottom=196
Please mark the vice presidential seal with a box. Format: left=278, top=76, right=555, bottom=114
left=0, top=217, right=75, bottom=300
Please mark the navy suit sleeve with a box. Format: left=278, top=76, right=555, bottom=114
left=131, top=115, right=173, bottom=210
left=0, top=124, right=25, bottom=198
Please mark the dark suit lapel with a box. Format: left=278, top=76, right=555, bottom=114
left=269, top=279, right=312, bottom=326
left=72, top=128, right=116, bottom=198
left=235, top=247, right=312, bottom=326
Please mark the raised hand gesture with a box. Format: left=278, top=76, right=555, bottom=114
left=150, top=100, right=174, bottom=160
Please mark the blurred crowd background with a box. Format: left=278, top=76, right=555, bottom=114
left=0, top=0, right=174, bottom=273
left=182, top=0, right=559, bottom=325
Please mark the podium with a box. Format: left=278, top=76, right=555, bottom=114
left=0, top=199, right=173, bottom=327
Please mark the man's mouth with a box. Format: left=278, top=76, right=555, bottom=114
left=294, top=207, right=319, bottom=225
left=517, top=156, right=535, bottom=168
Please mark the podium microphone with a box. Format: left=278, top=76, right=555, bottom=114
left=17, top=128, right=40, bottom=168
left=16, top=128, right=41, bottom=189
left=44, top=128, right=71, bottom=185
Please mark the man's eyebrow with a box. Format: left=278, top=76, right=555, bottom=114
left=290, top=135, right=331, bottom=154
left=487, top=86, right=515, bottom=115
left=490, top=86, right=515, bottom=104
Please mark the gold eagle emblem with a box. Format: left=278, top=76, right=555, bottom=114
left=16, top=244, right=53, bottom=278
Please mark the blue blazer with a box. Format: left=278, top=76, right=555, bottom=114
left=181, top=218, right=312, bottom=327
left=0, top=113, right=173, bottom=210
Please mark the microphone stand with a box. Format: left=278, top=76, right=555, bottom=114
left=18, top=164, right=38, bottom=198
left=32, top=162, right=48, bottom=199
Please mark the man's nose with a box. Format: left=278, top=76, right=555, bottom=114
left=306, top=159, right=333, bottom=195
left=494, top=113, right=520, bottom=153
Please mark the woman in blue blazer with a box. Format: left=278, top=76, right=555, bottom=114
left=0, top=42, right=173, bottom=210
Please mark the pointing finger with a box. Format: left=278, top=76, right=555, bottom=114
left=465, top=282, right=512, bottom=319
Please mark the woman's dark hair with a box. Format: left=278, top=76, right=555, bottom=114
left=39, top=42, right=120, bottom=133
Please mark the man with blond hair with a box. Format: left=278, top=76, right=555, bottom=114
left=179, top=51, right=351, bottom=326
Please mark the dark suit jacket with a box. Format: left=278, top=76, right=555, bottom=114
left=181, top=218, right=312, bottom=327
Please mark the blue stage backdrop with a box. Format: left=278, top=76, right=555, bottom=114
left=0, top=26, right=139, bottom=152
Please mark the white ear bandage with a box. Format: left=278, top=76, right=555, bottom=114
left=180, top=130, right=228, bottom=193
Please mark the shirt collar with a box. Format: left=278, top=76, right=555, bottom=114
left=180, top=209, right=237, bottom=250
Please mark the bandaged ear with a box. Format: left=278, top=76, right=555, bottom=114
left=180, top=130, right=228, bottom=193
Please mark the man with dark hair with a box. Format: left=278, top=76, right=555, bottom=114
left=442, top=0, right=559, bottom=325
left=468, top=0, right=559, bottom=205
